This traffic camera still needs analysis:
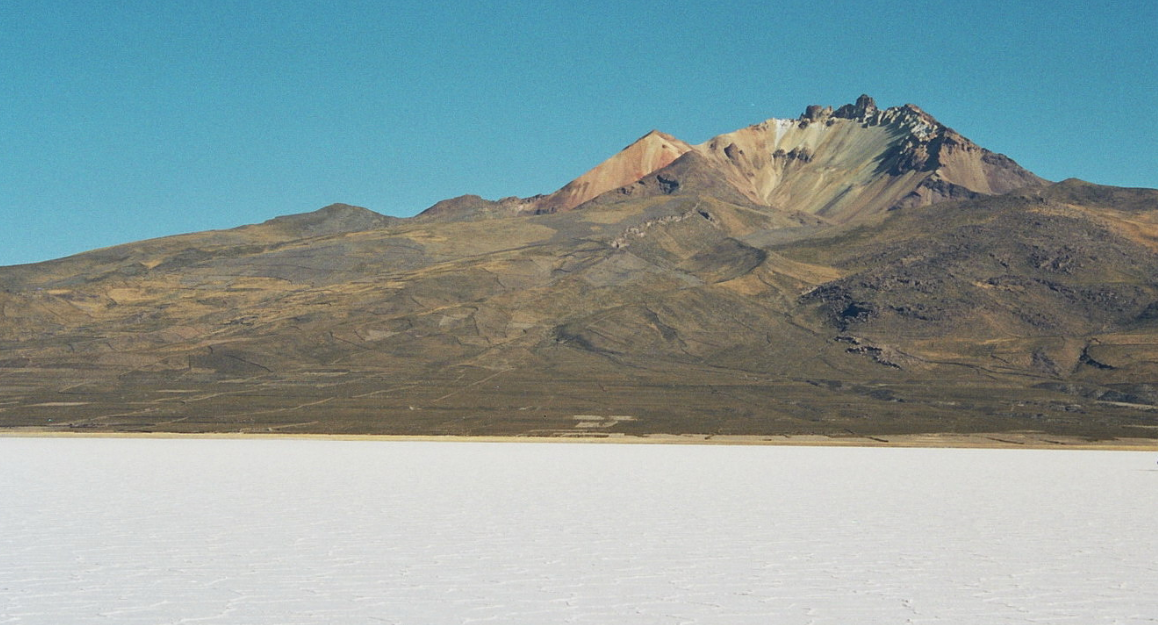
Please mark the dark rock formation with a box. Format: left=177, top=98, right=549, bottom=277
left=834, top=94, right=878, bottom=120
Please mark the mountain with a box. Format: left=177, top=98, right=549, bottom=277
left=2, top=96, right=1156, bottom=442
left=535, top=130, right=695, bottom=213
left=415, top=95, right=1044, bottom=224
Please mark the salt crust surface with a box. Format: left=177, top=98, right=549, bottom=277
left=1, top=438, right=1156, bottom=624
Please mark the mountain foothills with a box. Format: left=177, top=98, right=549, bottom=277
left=3, top=96, right=1157, bottom=441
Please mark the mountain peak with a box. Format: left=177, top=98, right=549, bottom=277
left=800, top=95, right=879, bottom=122
left=638, top=129, right=677, bottom=142
left=833, top=94, right=878, bottom=120
left=264, top=203, right=395, bottom=236
left=515, top=96, right=1044, bottom=220
left=531, top=129, right=694, bottom=213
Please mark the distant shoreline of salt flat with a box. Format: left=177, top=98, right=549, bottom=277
left=2, top=427, right=1156, bottom=450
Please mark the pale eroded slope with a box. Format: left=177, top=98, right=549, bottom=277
left=527, top=96, right=1044, bottom=223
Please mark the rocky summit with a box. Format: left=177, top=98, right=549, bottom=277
left=2, top=96, right=1156, bottom=441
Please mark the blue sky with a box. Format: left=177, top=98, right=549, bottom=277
left=2, top=0, right=1155, bottom=267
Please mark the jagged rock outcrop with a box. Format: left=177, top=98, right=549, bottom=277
left=833, top=94, right=879, bottom=119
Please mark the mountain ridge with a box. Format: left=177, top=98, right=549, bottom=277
left=1, top=96, right=1155, bottom=441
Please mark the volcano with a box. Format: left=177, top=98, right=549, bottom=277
left=2, top=96, right=1156, bottom=442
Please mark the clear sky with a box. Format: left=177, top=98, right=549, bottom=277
left=2, top=0, right=1155, bottom=267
